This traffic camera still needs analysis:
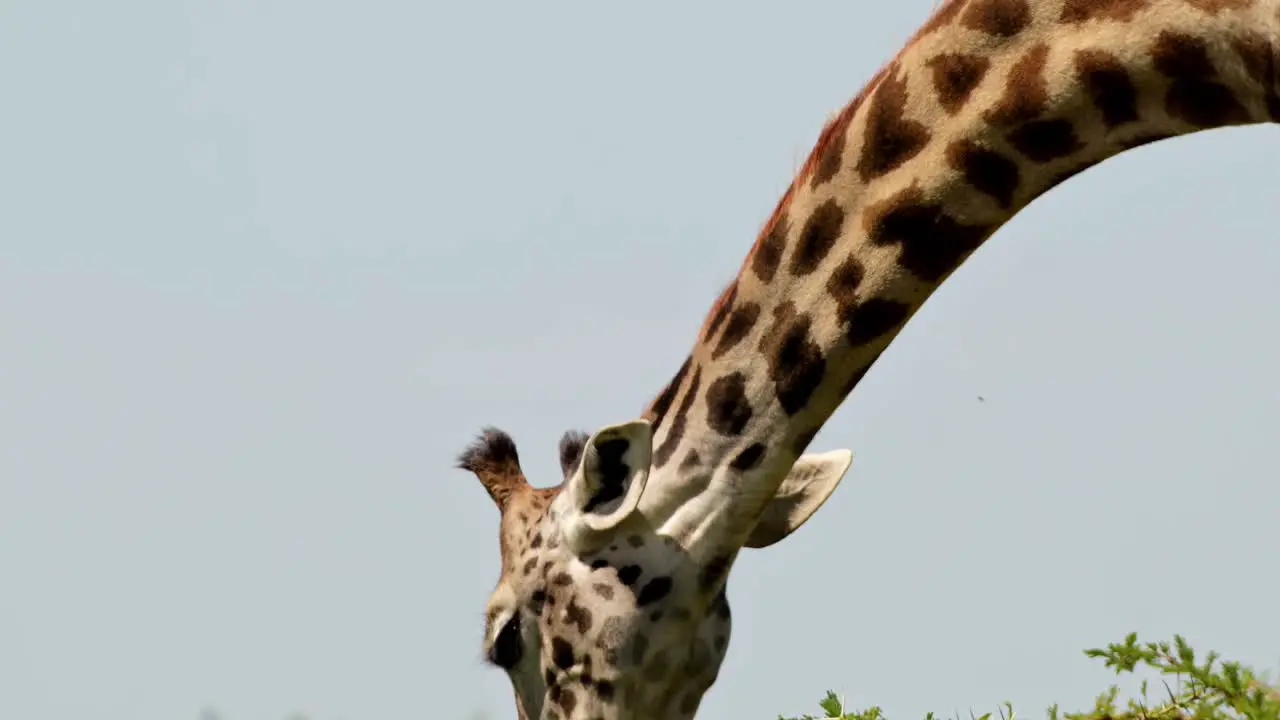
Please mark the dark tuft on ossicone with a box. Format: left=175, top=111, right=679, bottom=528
left=456, top=427, right=521, bottom=473
left=558, top=430, right=590, bottom=478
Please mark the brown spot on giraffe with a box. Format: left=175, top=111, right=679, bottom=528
left=843, top=298, right=912, bottom=347
left=652, top=411, right=687, bottom=468
left=705, top=372, right=753, bottom=436
left=857, top=64, right=933, bottom=180
left=645, top=354, right=690, bottom=432
left=825, top=254, right=865, bottom=316
left=564, top=597, right=594, bottom=634
left=636, top=576, right=673, bottom=606
left=983, top=43, right=1084, bottom=162
left=616, top=564, right=641, bottom=587
left=961, top=0, right=1032, bottom=38
left=652, top=365, right=700, bottom=467
left=789, top=199, right=846, bottom=276
left=828, top=254, right=902, bottom=353
left=1151, top=32, right=1221, bottom=81
left=700, top=555, right=732, bottom=593
left=1229, top=32, right=1280, bottom=121
left=927, top=53, right=991, bottom=114
left=643, top=650, right=669, bottom=681
left=729, top=443, right=766, bottom=471
left=824, top=255, right=868, bottom=355
left=810, top=118, right=851, bottom=187
left=1009, top=118, right=1084, bottom=162
left=752, top=213, right=788, bottom=283
left=678, top=449, right=701, bottom=472
left=556, top=686, right=577, bottom=715
left=757, top=302, right=828, bottom=415
left=1233, top=32, right=1274, bottom=86
left=1060, top=0, right=1151, bottom=23
left=1150, top=31, right=1250, bottom=126
left=711, top=302, right=762, bottom=360
left=864, top=184, right=993, bottom=283
left=551, top=636, right=575, bottom=670
left=986, top=43, right=1051, bottom=127
left=701, top=283, right=737, bottom=343
left=947, top=139, right=1021, bottom=208
left=1075, top=50, right=1141, bottom=129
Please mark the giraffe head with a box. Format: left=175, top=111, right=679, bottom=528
left=459, top=420, right=853, bottom=718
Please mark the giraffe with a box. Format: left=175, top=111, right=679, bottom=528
left=457, top=1, right=1279, bottom=717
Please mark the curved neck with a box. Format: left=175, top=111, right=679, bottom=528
left=639, top=0, right=1279, bottom=554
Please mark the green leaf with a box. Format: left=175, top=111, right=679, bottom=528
left=819, top=690, right=844, bottom=717
left=790, top=634, right=1278, bottom=720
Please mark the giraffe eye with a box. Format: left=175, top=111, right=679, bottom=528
left=488, top=614, right=523, bottom=669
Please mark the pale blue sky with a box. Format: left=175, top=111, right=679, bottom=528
left=1, top=1, right=1277, bottom=719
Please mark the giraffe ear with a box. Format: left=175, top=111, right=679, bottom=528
left=560, top=420, right=652, bottom=554
left=744, top=449, right=853, bottom=549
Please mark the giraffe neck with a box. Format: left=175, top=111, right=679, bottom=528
left=639, top=0, right=1278, bottom=550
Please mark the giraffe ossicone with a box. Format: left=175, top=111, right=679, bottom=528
left=460, top=0, right=1279, bottom=716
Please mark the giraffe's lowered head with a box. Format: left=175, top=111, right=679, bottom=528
left=458, top=420, right=853, bottom=719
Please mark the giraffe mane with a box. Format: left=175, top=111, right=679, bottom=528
left=693, top=63, right=894, bottom=351
left=659, top=0, right=973, bottom=419
left=692, top=0, right=978, bottom=347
